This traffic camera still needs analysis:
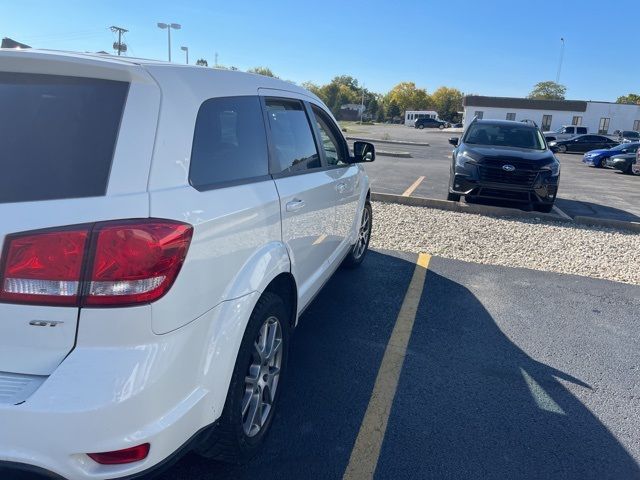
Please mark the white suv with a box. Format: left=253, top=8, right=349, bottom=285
left=0, top=50, right=374, bottom=479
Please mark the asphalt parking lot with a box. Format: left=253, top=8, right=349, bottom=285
left=151, top=250, right=640, bottom=480
left=353, top=127, right=640, bottom=222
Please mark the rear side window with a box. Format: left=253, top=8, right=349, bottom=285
left=265, top=99, right=320, bottom=174
left=577, top=127, right=588, bottom=134
left=189, top=96, right=269, bottom=189
left=0, top=72, right=128, bottom=204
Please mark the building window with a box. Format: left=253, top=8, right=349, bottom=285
left=474, top=111, right=483, bottom=120
left=506, top=113, right=516, bottom=121
left=541, top=115, right=552, bottom=131
left=572, top=116, right=583, bottom=126
left=633, top=120, right=640, bottom=131
left=598, top=117, right=610, bottom=135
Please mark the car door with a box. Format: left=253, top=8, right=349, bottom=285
left=262, top=95, right=336, bottom=308
left=572, top=136, right=593, bottom=152
left=309, top=103, right=360, bottom=258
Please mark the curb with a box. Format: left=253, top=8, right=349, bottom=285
left=573, top=216, right=640, bottom=233
left=377, top=151, right=412, bottom=158
left=371, top=193, right=640, bottom=232
left=371, top=192, right=570, bottom=222
left=345, top=136, right=430, bottom=147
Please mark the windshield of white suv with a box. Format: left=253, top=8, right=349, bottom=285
left=464, top=123, right=546, bottom=150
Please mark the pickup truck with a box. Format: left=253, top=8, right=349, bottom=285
left=544, top=125, right=588, bottom=142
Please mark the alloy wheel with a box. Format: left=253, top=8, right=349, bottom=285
left=242, top=316, right=283, bottom=437
left=353, top=206, right=371, bottom=260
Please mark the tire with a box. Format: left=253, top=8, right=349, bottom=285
left=624, top=163, right=634, bottom=175
left=537, top=203, right=554, bottom=213
left=439, top=124, right=445, bottom=130
left=195, top=292, right=290, bottom=464
left=343, top=202, right=372, bottom=269
left=557, top=145, right=567, bottom=153
left=447, top=192, right=461, bottom=202
left=418, top=124, right=424, bottom=129
left=599, top=158, right=608, bottom=168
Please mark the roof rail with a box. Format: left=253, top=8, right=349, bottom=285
left=520, top=119, right=539, bottom=128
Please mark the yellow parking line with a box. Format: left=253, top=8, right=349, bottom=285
left=401, top=176, right=425, bottom=197
left=313, top=234, right=328, bottom=245
left=343, top=253, right=431, bottom=480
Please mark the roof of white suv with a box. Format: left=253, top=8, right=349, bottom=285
left=0, top=48, right=319, bottom=101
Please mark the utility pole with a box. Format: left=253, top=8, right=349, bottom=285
left=360, top=84, right=365, bottom=124
left=556, top=37, right=565, bottom=84
left=109, top=26, right=128, bottom=55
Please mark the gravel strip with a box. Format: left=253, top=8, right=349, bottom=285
left=370, top=202, right=640, bottom=285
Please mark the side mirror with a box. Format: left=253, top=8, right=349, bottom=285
left=352, top=141, right=375, bottom=163
left=448, top=137, right=459, bottom=146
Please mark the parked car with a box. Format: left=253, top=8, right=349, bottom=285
left=415, top=117, right=448, bottom=129
left=543, top=125, right=588, bottom=142
left=582, top=142, right=640, bottom=168
left=447, top=119, right=560, bottom=212
left=0, top=49, right=375, bottom=480
left=606, top=153, right=637, bottom=174
left=635, top=148, right=640, bottom=175
left=617, top=130, right=640, bottom=143
left=549, top=135, right=618, bottom=153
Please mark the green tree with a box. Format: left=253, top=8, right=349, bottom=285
left=528, top=81, right=566, bottom=100
left=386, top=100, right=401, bottom=120
left=431, top=87, right=464, bottom=121
left=247, top=66, right=277, bottom=78
left=616, top=93, right=640, bottom=105
left=385, top=82, right=432, bottom=115
left=195, top=58, right=208, bottom=67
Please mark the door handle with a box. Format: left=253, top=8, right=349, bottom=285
left=286, top=199, right=306, bottom=212
left=336, top=182, right=347, bottom=193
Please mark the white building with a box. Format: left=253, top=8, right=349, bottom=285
left=404, top=110, right=439, bottom=126
left=462, top=96, right=640, bottom=134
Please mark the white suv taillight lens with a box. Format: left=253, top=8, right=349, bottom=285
left=0, top=219, right=193, bottom=307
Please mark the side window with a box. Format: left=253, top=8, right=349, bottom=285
left=577, top=127, right=587, bottom=134
left=566, top=127, right=574, bottom=134
left=312, top=106, right=348, bottom=166
left=189, top=96, right=269, bottom=189
left=265, top=98, right=320, bottom=174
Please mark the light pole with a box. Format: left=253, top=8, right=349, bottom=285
left=180, top=46, right=189, bottom=64
left=157, top=22, right=181, bottom=62
left=556, top=37, right=565, bottom=84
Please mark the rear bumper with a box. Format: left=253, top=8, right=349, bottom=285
left=0, top=291, right=260, bottom=479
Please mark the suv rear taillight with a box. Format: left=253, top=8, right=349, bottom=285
left=0, top=219, right=193, bottom=307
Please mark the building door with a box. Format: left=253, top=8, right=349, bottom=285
left=541, top=115, right=552, bottom=131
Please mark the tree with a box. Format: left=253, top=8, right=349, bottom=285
left=247, top=67, right=277, bottom=78
left=528, top=81, right=566, bottom=100
left=386, top=100, right=401, bottom=120
left=385, top=82, right=432, bottom=115
left=195, top=58, right=208, bottom=67
left=616, top=93, right=640, bottom=105
left=431, top=87, right=464, bottom=121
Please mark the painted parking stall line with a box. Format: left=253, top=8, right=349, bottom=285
left=343, top=253, right=431, bottom=480
left=401, top=176, right=425, bottom=197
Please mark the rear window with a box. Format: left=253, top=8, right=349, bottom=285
left=0, top=72, right=129, bottom=204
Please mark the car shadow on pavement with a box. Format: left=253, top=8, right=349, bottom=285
left=375, top=264, right=640, bottom=480
left=143, top=251, right=640, bottom=479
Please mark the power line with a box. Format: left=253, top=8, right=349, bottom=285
left=110, top=26, right=128, bottom=55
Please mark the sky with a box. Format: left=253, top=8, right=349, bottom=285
left=2, top=0, right=639, bottom=101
